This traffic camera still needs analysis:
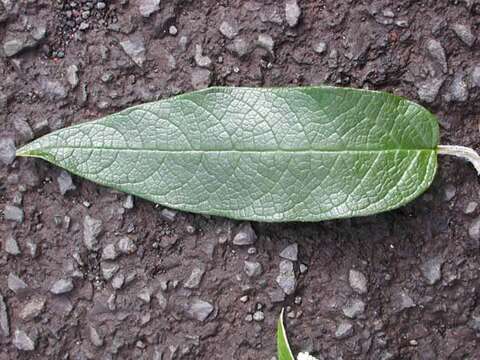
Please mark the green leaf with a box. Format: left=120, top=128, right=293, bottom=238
left=277, top=309, right=295, bottom=360
left=17, top=86, right=439, bottom=222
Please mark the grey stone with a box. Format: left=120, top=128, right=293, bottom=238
left=4, top=204, right=24, bottom=223
left=138, top=0, right=160, bottom=17
left=452, top=23, right=475, bottom=47
left=335, top=321, right=354, bottom=339
left=268, top=288, right=286, bottom=303
left=279, top=243, right=298, bottom=261
left=83, top=215, right=103, bottom=251
left=102, top=244, right=118, bottom=260
left=0, top=294, right=9, bottom=337
left=253, top=311, right=265, bottom=322
left=313, top=41, right=327, bottom=54
left=244, top=261, right=263, bottom=278
left=50, top=278, right=74, bottom=295
left=426, top=39, right=447, bottom=74
left=417, top=77, right=444, bottom=103
left=5, top=235, right=21, bottom=255
left=66, top=64, right=79, bottom=88
left=112, top=273, right=125, bottom=289
left=19, top=297, right=46, bottom=321
left=117, top=236, right=137, bottom=254
left=257, top=34, right=274, bottom=53
left=0, top=137, right=15, bottom=165
left=123, top=195, right=134, bottom=209
left=13, top=118, right=34, bottom=142
left=184, top=265, right=206, bottom=289
left=7, top=273, right=29, bottom=295
left=57, top=170, right=76, bottom=195
left=160, top=208, right=177, bottom=221
left=444, top=184, right=456, bottom=201
left=194, top=44, right=212, bottom=68
left=40, top=79, right=67, bottom=100
left=101, top=262, right=119, bottom=280
left=465, top=201, right=478, bottom=214
left=169, top=25, right=178, bottom=35
left=299, top=263, right=308, bottom=273
left=219, top=21, right=238, bottom=39
left=155, top=291, right=168, bottom=310
left=420, top=257, right=443, bottom=285
left=342, top=298, right=366, bottom=319
left=137, top=288, right=152, bottom=303
left=471, top=66, right=480, bottom=88
left=233, top=223, right=257, bottom=246
left=227, top=37, right=251, bottom=58
left=276, top=260, right=296, bottom=295
left=392, top=290, right=416, bottom=312
left=449, top=73, right=468, bottom=102
left=3, top=37, right=30, bottom=57
left=120, top=36, right=146, bottom=67
left=89, top=325, right=104, bottom=347
left=191, top=69, right=211, bottom=90
left=13, top=329, right=35, bottom=351
left=185, top=299, right=214, bottom=321
left=349, top=269, right=368, bottom=294
left=469, top=216, right=480, bottom=241
left=285, top=0, right=301, bottom=27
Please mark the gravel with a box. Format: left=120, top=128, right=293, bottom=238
left=66, top=64, right=79, bottom=88
left=285, top=0, right=301, bottom=27
left=253, top=311, right=265, bottom=322
left=417, top=77, right=444, bottom=103
left=112, top=273, right=125, bottom=289
left=19, top=297, right=46, bottom=321
left=50, top=279, right=74, bottom=295
left=194, top=44, right=212, bottom=68
left=244, top=261, right=263, bottom=278
left=227, top=37, right=251, bottom=58
left=0, top=138, right=16, bottom=164
left=5, top=234, right=21, bottom=255
left=257, top=34, right=274, bottom=53
left=184, top=265, right=206, bottom=289
left=123, top=195, right=134, bottom=209
left=89, top=325, right=104, bottom=347
left=342, top=298, right=366, bottom=318
left=468, top=216, right=480, bottom=241
left=13, top=329, right=36, bottom=351
left=420, top=257, right=443, bottom=285
left=191, top=69, right=211, bottom=90
left=471, top=66, right=480, bottom=88
left=117, top=236, right=137, bottom=254
left=233, top=223, right=257, bottom=246
left=7, top=273, right=29, bottom=295
left=279, top=243, right=298, bottom=261
left=138, top=0, right=160, bottom=17
left=83, top=215, right=103, bottom=251
left=13, top=117, right=34, bottom=143
left=185, top=299, right=214, bottom=321
left=426, top=39, right=447, bottom=74
left=349, top=269, right=368, bottom=294
left=451, top=23, right=476, bottom=47
left=391, top=290, right=416, bottom=313
left=219, top=21, right=238, bottom=39
left=449, top=73, right=469, bottom=102
left=3, top=204, right=24, bottom=223
left=101, top=262, right=119, bottom=280
left=335, top=321, right=354, bottom=339
left=276, top=260, right=296, bottom=295
left=57, top=170, right=76, bottom=195
left=102, top=243, right=118, bottom=260
left=0, top=293, right=9, bottom=337
left=313, top=41, right=327, bottom=54
left=120, top=36, right=146, bottom=67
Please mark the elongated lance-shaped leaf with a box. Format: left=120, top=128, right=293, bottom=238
left=17, top=86, right=439, bottom=222
left=277, top=309, right=295, bottom=360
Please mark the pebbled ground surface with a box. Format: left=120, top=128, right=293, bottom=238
left=1, top=0, right=480, bottom=359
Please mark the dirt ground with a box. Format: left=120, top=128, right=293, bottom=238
left=1, top=0, right=480, bottom=359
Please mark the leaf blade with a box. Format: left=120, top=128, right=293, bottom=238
left=17, top=86, right=439, bottom=222
left=277, top=309, right=295, bottom=360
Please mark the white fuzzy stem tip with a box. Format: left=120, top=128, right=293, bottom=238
left=437, top=145, right=480, bottom=176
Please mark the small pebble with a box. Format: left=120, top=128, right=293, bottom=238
left=451, top=23, right=476, bottom=47
left=335, top=321, right=354, bottom=339
left=253, top=311, right=265, bottom=322
left=233, top=223, right=257, bottom=245
left=279, top=243, right=298, bottom=261
left=285, top=0, right=301, bottom=28
left=5, top=235, right=21, bottom=255
left=13, top=330, right=36, bottom=351
left=3, top=205, right=24, bottom=223
left=117, top=236, right=137, bottom=254
left=313, top=41, right=327, bottom=55
left=50, top=279, right=74, bottom=295
left=349, top=269, right=368, bottom=294
left=244, top=261, right=263, bottom=278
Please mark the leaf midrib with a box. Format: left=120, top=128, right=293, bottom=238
left=26, top=145, right=436, bottom=154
